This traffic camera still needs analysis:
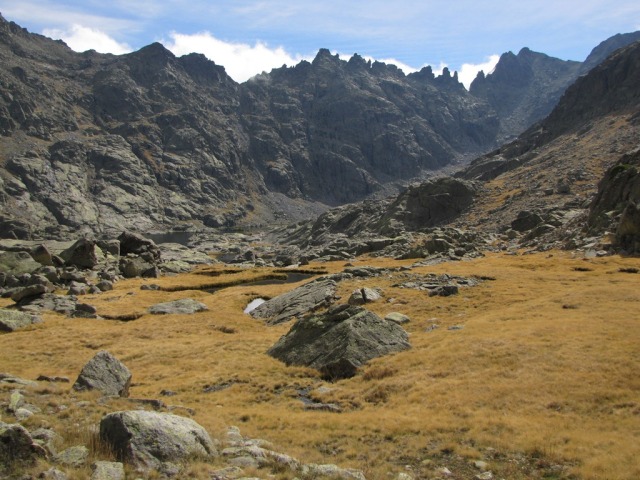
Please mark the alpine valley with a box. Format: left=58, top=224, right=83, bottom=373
left=1, top=12, right=640, bottom=480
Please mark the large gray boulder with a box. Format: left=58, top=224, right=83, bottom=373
left=268, top=304, right=411, bottom=379
left=0, top=309, right=42, bottom=332
left=250, top=278, right=338, bottom=325
left=99, top=410, right=217, bottom=472
left=72, top=351, right=132, bottom=397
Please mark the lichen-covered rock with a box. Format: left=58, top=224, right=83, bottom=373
left=0, top=251, right=41, bottom=276
left=72, top=351, right=132, bottom=397
left=250, top=278, right=338, bottom=325
left=148, top=298, right=208, bottom=315
left=0, top=309, right=42, bottom=332
left=268, top=304, right=410, bottom=379
left=99, top=410, right=217, bottom=472
left=54, top=445, right=89, bottom=467
left=0, top=422, right=47, bottom=470
left=59, top=238, right=101, bottom=268
left=91, top=461, right=125, bottom=480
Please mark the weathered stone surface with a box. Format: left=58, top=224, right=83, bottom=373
left=616, top=201, right=640, bottom=253
left=31, top=428, right=61, bottom=456
left=250, top=278, right=338, bottom=325
left=17, top=293, right=78, bottom=316
left=0, top=373, right=38, bottom=386
left=148, top=298, right=208, bottom=315
left=30, top=244, right=54, bottom=266
left=301, top=463, right=367, bottom=480
left=10, top=283, right=50, bottom=302
left=0, top=308, right=42, bottom=332
left=120, top=256, right=159, bottom=278
left=59, top=238, right=100, bottom=268
left=118, top=231, right=161, bottom=261
left=91, top=461, right=125, bottom=480
left=72, top=351, right=132, bottom=397
left=0, top=422, right=47, bottom=469
left=54, top=445, right=89, bottom=467
left=268, top=304, right=410, bottom=379
left=0, top=251, right=41, bottom=275
left=348, top=287, right=382, bottom=305
left=511, top=211, right=544, bottom=232
left=99, top=410, right=217, bottom=472
left=385, top=312, right=411, bottom=324
left=39, top=467, right=69, bottom=480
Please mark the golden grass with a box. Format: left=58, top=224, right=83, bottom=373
left=1, top=253, right=640, bottom=479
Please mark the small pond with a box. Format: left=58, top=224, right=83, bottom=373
left=146, top=231, right=195, bottom=246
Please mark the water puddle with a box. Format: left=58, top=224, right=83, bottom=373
left=146, top=231, right=194, bottom=246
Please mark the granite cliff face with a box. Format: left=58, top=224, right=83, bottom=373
left=469, top=32, right=640, bottom=144
left=0, top=13, right=637, bottom=239
left=0, top=16, right=500, bottom=238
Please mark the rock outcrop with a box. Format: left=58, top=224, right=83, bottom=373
left=1, top=14, right=634, bottom=238
left=268, top=304, right=410, bottom=379
left=250, top=278, right=338, bottom=325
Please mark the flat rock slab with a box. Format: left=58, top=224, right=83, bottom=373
left=250, top=278, right=338, bottom=325
left=0, top=251, right=41, bottom=276
left=99, top=410, right=217, bottom=473
left=148, top=298, right=208, bottom=315
left=268, top=304, right=411, bottom=379
left=0, top=309, right=42, bottom=332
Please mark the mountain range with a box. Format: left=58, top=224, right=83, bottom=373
left=0, top=13, right=638, bottom=240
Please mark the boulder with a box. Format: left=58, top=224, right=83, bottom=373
left=99, top=410, right=217, bottom=472
left=30, top=244, right=54, bottom=266
left=118, top=231, right=161, bottom=261
left=148, top=298, right=208, bottom=315
left=16, top=293, right=78, bottom=315
left=120, top=256, right=158, bottom=278
left=11, top=284, right=50, bottom=302
left=0, top=423, right=47, bottom=469
left=59, top=238, right=100, bottom=269
left=511, top=210, right=544, bottom=232
left=0, top=309, right=42, bottom=332
left=268, top=304, right=411, bottom=379
left=72, top=351, right=132, bottom=397
left=250, top=278, right=338, bottom=325
left=348, top=287, right=382, bottom=305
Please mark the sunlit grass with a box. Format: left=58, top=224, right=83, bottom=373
left=1, top=252, right=639, bottom=479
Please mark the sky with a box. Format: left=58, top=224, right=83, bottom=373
left=1, top=1, right=639, bottom=88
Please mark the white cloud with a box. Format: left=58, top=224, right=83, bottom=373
left=43, top=25, right=132, bottom=54
left=163, top=31, right=312, bottom=82
left=457, top=54, right=500, bottom=89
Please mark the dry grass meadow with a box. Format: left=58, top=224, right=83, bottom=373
left=1, top=251, right=639, bottom=479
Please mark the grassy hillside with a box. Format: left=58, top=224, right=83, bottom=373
left=1, top=251, right=639, bottom=479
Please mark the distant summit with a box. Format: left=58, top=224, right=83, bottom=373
left=0, top=12, right=638, bottom=239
